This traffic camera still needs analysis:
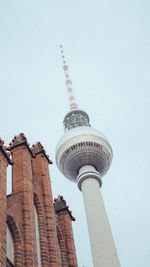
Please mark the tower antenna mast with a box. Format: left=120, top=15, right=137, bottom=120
left=60, top=45, right=78, bottom=110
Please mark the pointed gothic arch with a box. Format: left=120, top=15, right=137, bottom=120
left=7, top=214, right=23, bottom=267
left=34, top=192, right=50, bottom=266
left=57, top=224, right=68, bottom=267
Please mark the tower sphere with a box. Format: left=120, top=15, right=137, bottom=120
left=56, top=110, right=113, bottom=182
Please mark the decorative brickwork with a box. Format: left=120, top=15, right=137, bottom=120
left=0, top=134, right=78, bottom=267
left=54, top=196, right=78, bottom=267
left=32, top=142, right=62, bottom=267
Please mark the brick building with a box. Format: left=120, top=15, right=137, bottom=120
left=0, top=133, right=78, bottom=267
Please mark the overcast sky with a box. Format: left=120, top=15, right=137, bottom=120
left=0, top=1, right=150, bottom=267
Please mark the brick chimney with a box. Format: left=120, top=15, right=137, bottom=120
left=8, top=133, right=37, bottom=266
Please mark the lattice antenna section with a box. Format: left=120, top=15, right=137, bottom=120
left=60, top=45, right=78, bottom=110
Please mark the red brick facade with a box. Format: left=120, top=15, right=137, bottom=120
left=0, top=139, right=12, bottom=267
left=0, top=134, right=78, bottom=267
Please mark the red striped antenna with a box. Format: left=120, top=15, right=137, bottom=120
left=60, top=45, right=78, bottom=110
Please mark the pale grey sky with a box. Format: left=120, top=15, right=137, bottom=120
left=0, top=1, right=150, bottom=266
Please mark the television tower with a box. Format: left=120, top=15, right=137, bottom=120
left=56, top=45, right=121, bottom=267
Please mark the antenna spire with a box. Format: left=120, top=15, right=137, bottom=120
left=60, top=45, right=78, bottom=110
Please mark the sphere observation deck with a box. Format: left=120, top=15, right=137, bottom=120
left=56, top=110, right=113, bottom=182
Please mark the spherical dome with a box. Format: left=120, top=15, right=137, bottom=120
left=56, top=126, right=113, bottom=182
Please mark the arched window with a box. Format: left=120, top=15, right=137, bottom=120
left=34, top=206, right=42, bottom=267
left=6, top=226, right=14, bottom=266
